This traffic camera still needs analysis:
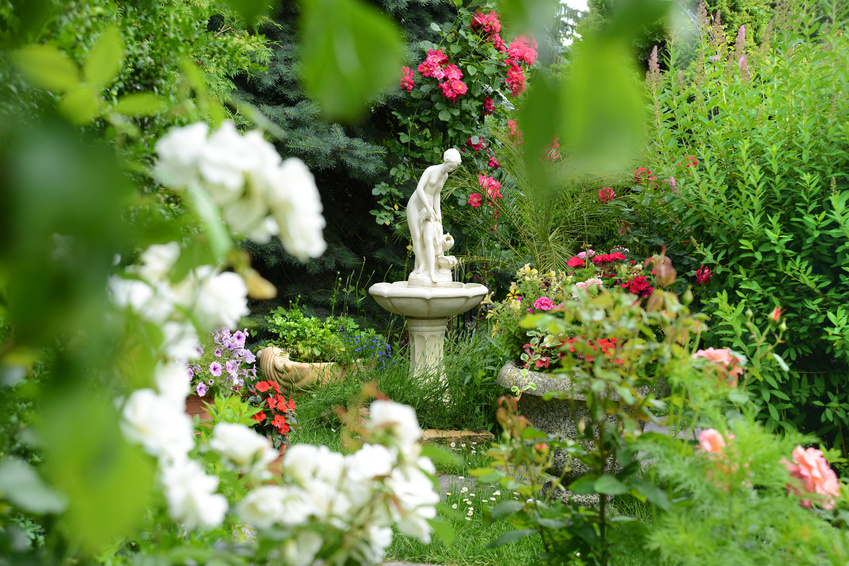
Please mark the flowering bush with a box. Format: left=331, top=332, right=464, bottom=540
left=245, top=379, right=297, bottom=448
left=187, top=328, right=258, bottom=398
left=484, top=248, right=658, bottom=370
left=372, top=2, right=537, bottom=228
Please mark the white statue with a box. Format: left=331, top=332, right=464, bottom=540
left=407, top=148, right=461, bottom=286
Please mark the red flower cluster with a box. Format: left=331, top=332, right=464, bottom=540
left=247, top=379, right=296, bottom=446
left=508, top=34, right=538, bottom=66
left=505, top=59, right=526, bottom=97
left=696, top=264, right=713, bottom=285
left=399, top=66, right=415, bottom=91
left=416, top=49, right=469, bottom=103
left=488, top=155, right=501, bottom=168
left=483, top=96, right=495, bottom=116
left=598, top=187, right=616, bottom=203
left=620, top=275, right=654, bottom=298
left=471, top=10, right=501, bottom=35
left=634, top=166, right=658, bottom=186
left=591, top=252, right=627, bottom=266
left=565, top=336, right=622, bottom=364
left=566, top=256, right=585, bottom=268
left=682, top=155, right=699, bottom=167
left=467, top=136, right=486, bottom=151
left=507, top=119, right=523, bottom=143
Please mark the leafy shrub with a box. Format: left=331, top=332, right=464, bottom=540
left=642, top=2, right=849, bottom=440
left=266, top=303, right=391, bottom=365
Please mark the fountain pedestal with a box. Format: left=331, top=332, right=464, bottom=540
left=368, top=281, right=487, bottom=381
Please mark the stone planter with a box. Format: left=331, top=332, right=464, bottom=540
left=257, top=346, right=364, bottom=392
left=497, top=361, right=647, bottom=484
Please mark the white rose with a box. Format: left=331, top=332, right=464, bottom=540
left=154, top=122, right=209, bottom=189
left=368, top=400, right=423, bottom=451
left=209, top=423, right=277, bottom=477
left=282, top=444, right=345, bottom=485
left=175, top=266, right=249, bottom=331
left=386, top=464, right=438, bottom=543
left=160, top=320, right=201, bottom=361
left=347, top=443, right=394, bottom=481
left=108, top=277, right=175, bottom=324
left=198, top=121, right=255, bottom=201
left=121, top=389, right=194, bottom=461
left=136, top=242, right=181, bottom=282
left=280, top=530, right=323, bottom=566
left=161, top=458, right=228, bottom=530
left=154, top=361, right=191, bottom=406
left=266, top=158, right=326, bottom=261
left=236, top=485, right=288, bottom=529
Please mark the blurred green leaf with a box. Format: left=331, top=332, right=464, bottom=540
left=500, top=0, right=558, bottom=42
left=0, top=457, right=68, bottom=514
left=594, top=474, right=629, bottom=495
left=427, top=517, right=456, bottom=546
left=300, top=0, right=403, bottom=121
left=559, top=37, right=644, bottom=173
left=420, top=443, right=464, bottom=468
left=486, top=528, right=537, bottom=549
left=519, top=73, right=560, bottom=190
left=489, top=499, right=525, bottom=520
left=41, top=390, right=155, bottom=553
left=113, top=93, right=167, bottom=116
left=58, top=87, right=100, bottom=125
left=84, top=26, right=123, bottom=90
left=188, top=184, right=233, bottom=260
left=13, top=44, right=80, bottom=92
left=222, top=0, right=272, bottom=23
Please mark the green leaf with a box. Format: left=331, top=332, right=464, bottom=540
left=187, top=183, right=233, bottom=260
left=474, top=470, right=504, bottom=484
left=629, top=479, right=670, bottom=510
left=420, top=443, right=464, bottom=468
left=112, top=93, right=167, bottom=116
left=486, top=528, right=537, bottom=549
left=84, top=26, right=123, bottom=90
left=0, top=457, right=67, bottom=514
left=569, top=475, right=599, bottom=494
left=300, top=0, right=403, bottom=122
left=427, top=517, right=456, bottom=546
left=594, top=475, right=629, bottom=495
left=41, top=391, right=155, bottom=553
left=438, top=109, right=451, bottom=121
left=466, top=64, right=477, bottom=76
left=58, top=87, right=100, bottom=125
left=13, top=44, right=80, bottom=92
left=221, top=0, right=271, bottom=23
left=489, top=499, right=525, bottom=520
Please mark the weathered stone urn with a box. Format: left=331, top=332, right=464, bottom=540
left=256, top=346, right=351, bottom=391
left=497, top=361, right=648, bottom=484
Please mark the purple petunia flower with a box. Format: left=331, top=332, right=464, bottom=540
left=214, top=348, right=222, bottom=357
left=240, top=349, right=256, bottom=364
left=209, top=361, right=223, bottom=376
left=196, top=382, right=208, bottom=396
left=226, top=360, right=238, bottom=378
left=232, top=330, right=247, bottom=349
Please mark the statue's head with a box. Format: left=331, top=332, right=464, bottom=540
left=443, top=148, right=461, bottom=171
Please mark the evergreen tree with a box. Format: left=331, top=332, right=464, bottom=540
left=234, top=0, right=456, bottom=322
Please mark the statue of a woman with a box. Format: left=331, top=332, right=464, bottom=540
left=406, top=149, right=461, bottom=286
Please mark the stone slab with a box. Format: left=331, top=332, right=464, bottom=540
left=422, top=429, right=494, bottom=446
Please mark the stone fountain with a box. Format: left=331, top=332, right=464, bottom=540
left=369, top=149, right=488, bottom=382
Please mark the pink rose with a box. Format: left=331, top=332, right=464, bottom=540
left=488, top=156, right=500, bottom=168
left=566, top=256, right=585, bottom=268
left=598, top=187, right=616, bottom=204
left=508, top=34, right=538, bottom=66
left=439, top=78, right=468, bottom=102
left=417, top=49, right=448, bottom=79
left=399, top=66, right=415, bottom=91
left=483, top=96, right=495, bottom=116
left=505, top=60, right=526, bottom=97
left=468, top=193, right=482, bottom=208
left=692, top=347, right=745, bottom=387
left=533, top=296, right=555, bottom=311
left=699, top=429, right=727, bottom=454
left=785, top=446, right=840, bottom=509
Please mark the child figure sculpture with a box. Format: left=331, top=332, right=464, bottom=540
left=406, top=148, right=461, bottom=286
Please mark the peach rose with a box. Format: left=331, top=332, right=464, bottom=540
left=692, top=347, right=745, bottom=386
left=785, top=446, right=840, bottom=509
left=699, top=428, right=727, bottom=454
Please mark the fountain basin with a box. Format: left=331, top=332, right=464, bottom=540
left=368, top=281, right=487, bottom=319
